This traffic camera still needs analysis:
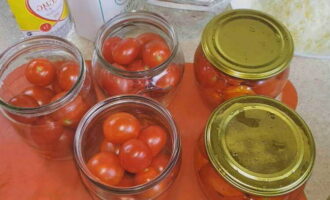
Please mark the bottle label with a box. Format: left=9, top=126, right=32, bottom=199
left=7, top=0, right=71, bottom=37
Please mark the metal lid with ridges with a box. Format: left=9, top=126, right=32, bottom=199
left=205, top=96, right=315, bottom=197
left=201, top=9, right=294, bottom=80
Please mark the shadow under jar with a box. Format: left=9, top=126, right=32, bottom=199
left=0, top=36, right=96, bottom=160
left=194, top=9, right=294, bottom=109
left=195, top=96, right=315, bottom=200
left=74, top=95, right=181, bottom=200
left=92, top=11, right=185, bottom=107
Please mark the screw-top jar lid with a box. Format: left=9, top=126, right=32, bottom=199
left=205, top=96, right=315, bottom=197
left=201, top=9, right=294, bottom=80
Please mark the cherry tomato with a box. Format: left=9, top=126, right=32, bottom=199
left=112, top=38, right=141, bottom=65
left=31, top=116, right=63, bottom=146
left=103, top=112, right=141, bottom=144
left=142, top=40, right=171, bottom=68
left=223, top=85, right=256, bottom=101
left=137, top=32, right=165, bottom=47
left=138, top=181, right=167, bottom=199
left=155, top=63, right=180, bottom=89
left=117, top=173, right=134, bottom=187
left=23, top=86, right=55, bottom=106
left=87, top=152, right=124, bottom=186
left=57, top=61, right=80, bottom=91
left=134, top=167, right=159, bottom=185
left=225, top=76, right=244, bottom=86
left=100, top=139, right=120, bottom=155
left=151, top=153, right=170, bottom=173
left=128, top=60, right=150, bottom=71
left=25, top=58, right=56, bottom=86
left=7, top=94, right=39, bottom=123
left=99, top=64, right=134, bottom=96
left=139, top=125, right=167, bottom=157
left=119, top=139, right=152, bottom=173
left=51, top=92, right=89, bottom=128
left=199, top=164, right=245, bottom=197
left=102, top=36, right=122, bottom=63
left=252, top=76, right=286, bottom=98
left=201, top=88, right=224, bottom=108
left=49, top=80, right=63, bottom=94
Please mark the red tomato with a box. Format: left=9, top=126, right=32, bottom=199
left=142, top=40, right=171, bottom=68
left=134, top=167, right=159, bottom=185
left=103, top=112, right=141, bottom=144
left=87, top=152, right=124, bottom=186
left=112, top=38, right=140, bottom=65
left=31, top=116, right=63, bottom=145
left=117, top=173, right=134, bottom=187
left=151, top=153, right=170, bottom=173
left=49, top=80, right=63, bottom=94
left=119, top=139, right=152, bottom=173
left=252, top=77, right=286, bottom=98
left=7, top=94, right=39, bottom=123
left=23, top=86, right=55, bottom=106
left=201, top=88, right=224, bottom=107
left=100, top=139, right=120, bottom=155
left=138, top=181, right=167, bottom=199
left=194, top=54, right=226, bottom=90
left=223, top=85, right=256, bottom=101
left=25, top=58, right=56, bottom=86
left=102, top=36, right=122, bottom=63
left=57, top=61, right=80, bottom=91
left=128, top=60, right=150, bottom=71
left=51, top=92, right=89, bottom=128
left=99, top=65, right=134, bottom=96
left=139, top=125, right=167, bottom=157
left=137, top=32, right=165, bottom=47
left=155, top=63, right=180, bottom=89
left=225, top=76, right=244, bottom=86
left=199, top=164, right=245, bottom=197
left=44, top=128, right=74, bottom=158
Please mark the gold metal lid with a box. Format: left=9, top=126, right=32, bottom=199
left=205, top=96, right=315, bottom=197
left=201, top=9, right=294, bottom=80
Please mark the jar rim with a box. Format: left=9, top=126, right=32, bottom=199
left=74, top=95, right=181, bottom=194
left=0, top=35, right=86, bottom=117
left=94, top=11, right=179, bottom=79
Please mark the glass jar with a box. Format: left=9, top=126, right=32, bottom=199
left=92, top=11, right=185, bottom=107
left=194, top=9, right=294, bottom=109
left=0, top=36, right=96, bottom=159
left=74, top=95, right=181, bottom=200
left=194, top=96, right=315, bottom=200
left=143, top=0, right=230, bottom=40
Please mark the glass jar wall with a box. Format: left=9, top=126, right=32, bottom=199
left=92, top=11, right=185, bottom=106
left=0, top=36, right=96, bottom=159
left=74, top=95, right=181, bottom=200
left=193, top=9, right=294, bottom=109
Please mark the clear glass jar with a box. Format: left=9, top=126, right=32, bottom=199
left=92, top=11, right=185, bottom=107
left=194, top=96, right=315, bottom=200
left=74, top=95, right=181, bottom=200
left=194, top=9, right=294, bottom=109
left=0, top=36, right=96, bottom=159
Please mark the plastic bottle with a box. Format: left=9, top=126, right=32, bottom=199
left=6, top=0, right=72, bottom=38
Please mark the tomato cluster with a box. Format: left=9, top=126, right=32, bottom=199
left=195, top=136, right=305, bottom=200
left=87, top=111, right=171, bottom=197
left=96, top=32, right=181, bottom=102
left=194, top=46, right=289, bottom=108
left=6, top=58, right=92, bottom=158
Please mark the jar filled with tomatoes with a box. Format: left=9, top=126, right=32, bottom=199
left=74, top=95, right=181, bottom=200
left=92, top=11, right=185, bottom=106
left=0, top=36, right=96, bottom=159
left=195, top=96, right=315, bottom=200
left=194, top=9, right=294, bottom=109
